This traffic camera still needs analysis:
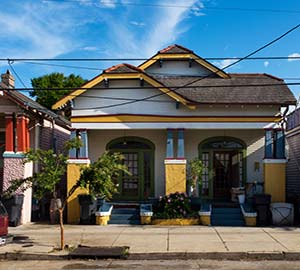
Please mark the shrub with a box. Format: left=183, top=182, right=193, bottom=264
left=155, top=192, right=192, bottom=219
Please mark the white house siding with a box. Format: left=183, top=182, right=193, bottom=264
left=72, top=79, right=280, bottom=117
left=88, top=129, right=264, bottom=197
left=145, top=60, right=213, bottom=76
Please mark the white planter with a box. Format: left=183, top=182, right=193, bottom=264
left=238, top=194, right=245, bottom=204
left=270, top=203, right=294, bottom=226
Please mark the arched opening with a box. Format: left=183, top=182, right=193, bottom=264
left=198, top=136, right=246, bottom=200
left=107, top=137, right=155, bottom=201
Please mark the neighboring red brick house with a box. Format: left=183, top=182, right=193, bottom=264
left=0, top=70, right=70, bottom=224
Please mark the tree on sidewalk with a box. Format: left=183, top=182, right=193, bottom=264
left=4, top=140, right=129, bottom=250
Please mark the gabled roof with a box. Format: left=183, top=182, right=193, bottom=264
left=159, top=44, right=194, bottom=54
left=52, top=64, right=196, bottom=110
left=104, top=63, right=143, bottom=74
left=152, top=73, right=296, bottom=105
left=0, top=78, right=70, bottom=127
left=139, top=44, right=229, bottom=79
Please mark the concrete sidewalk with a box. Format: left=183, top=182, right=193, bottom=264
left=1, top=223, right=300, bottom=260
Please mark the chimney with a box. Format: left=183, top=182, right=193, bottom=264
left=1, top=70, right=15, bottom=89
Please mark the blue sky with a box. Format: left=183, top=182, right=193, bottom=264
left=1, top=0, right=300, bottom=98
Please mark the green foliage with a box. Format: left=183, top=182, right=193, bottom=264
left=30, top=72, right=86, bottom=109
left=187, top=158, right=203, bottom=189
left=3, top=138, right=81, bottom=200
left=78, top=151, right=129, bottom=199
left=155, top=192, right=192, bottom=219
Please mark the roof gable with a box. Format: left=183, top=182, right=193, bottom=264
left=52, top=65, right=196, bottom=110
left=139, top=44, right=229, bottom=79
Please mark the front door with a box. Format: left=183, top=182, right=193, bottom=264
left=121, top=152, right=140, bottom=199
left=213, top=152, right=230, bottom=198
left=213, top=151, right=241, bottom=199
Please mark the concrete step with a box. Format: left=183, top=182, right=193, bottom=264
left=212, top=207, right=241, bottom=214
left=111, top=208, right=139, bottom=215
left=108, top=219, right=140, bottom=225
left=211, top=213, right=243, bottom=219
left=110, top=214, right=139, bottom=221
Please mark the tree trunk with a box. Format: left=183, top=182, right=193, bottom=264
left=58, top=208, right=64, bottom=250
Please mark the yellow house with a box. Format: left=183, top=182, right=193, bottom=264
left=53, top=45, right=296, bottom=225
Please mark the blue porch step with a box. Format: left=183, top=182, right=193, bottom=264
left=211, top=206, right=245, bottom=227
left=108, top=205, right=140, bottom=225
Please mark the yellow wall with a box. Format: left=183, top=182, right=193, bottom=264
left=264, top=161, right=286, bottom=203
left=67, top=162, right=89, bottom=224
left=165, top=161, right=186, bottom=194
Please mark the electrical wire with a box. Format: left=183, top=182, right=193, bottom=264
left=8, top=61, right=28, bottom=88
left=2, top=56, right=300, bottom=62
left=43, top=0, right=300, bottom=14
left=2, top=82, right=300, bottom=91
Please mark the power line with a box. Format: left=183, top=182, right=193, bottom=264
left=44, top=0, right=300, bottom=14
left=2, top=56, right=300, bottom=62
left=3, top=82, right=300, bottom=92
left=8, top=61, right=28, bottom=88
left=67, top=23, right=300, bottom=110
left=23, top=61, right=104, bottom=71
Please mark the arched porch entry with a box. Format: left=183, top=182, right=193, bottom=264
left=107, top=136, right=155, bottom=201
left=198, top=136, right=246, bottom=200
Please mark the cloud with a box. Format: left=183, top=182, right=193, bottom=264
left=264, top=61, right=269, bottom=67
left=288, top=53, right=300, bottom=62
left=213, top=58, right=239, bottom=70
left=130, top=21, right=146, bottom=27
left=0, top=2, right=76, bottom=60
left=142, top=0, right=202, bottom=56
left=81, top=46, right=98, bottom=51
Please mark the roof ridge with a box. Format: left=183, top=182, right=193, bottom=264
left=229, top=73, right=283, bottom=81
left=104, top=63, right=143, bottom=73
left=158, top=44, right=193, bottom=54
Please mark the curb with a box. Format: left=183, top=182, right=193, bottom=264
left=128, top=252, right=300, bottom=261
left=1, top=251, right=300, bottom=261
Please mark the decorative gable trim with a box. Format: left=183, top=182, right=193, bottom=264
left=52, top=71, right=196, bottom=110
left=139, top=53, right=229, bottom=79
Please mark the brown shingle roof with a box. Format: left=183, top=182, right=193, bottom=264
left=152, top=74, right=296, bottom=105
left=158, top=44, right=193, bottom=54
left=104, top=63, right=143, bottom=74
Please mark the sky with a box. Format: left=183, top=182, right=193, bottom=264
left=1, top=0, right=300, bottom=100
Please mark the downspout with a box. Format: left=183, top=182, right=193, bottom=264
left=34, top=120, right=40, bottom=173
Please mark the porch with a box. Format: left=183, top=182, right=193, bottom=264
left=66, top=128, right=286, bottom=224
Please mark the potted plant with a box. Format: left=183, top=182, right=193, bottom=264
left=187, top=158, right=203, bottom=197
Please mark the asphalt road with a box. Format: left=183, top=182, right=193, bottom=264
left=1, top=260, right=300, bottom=270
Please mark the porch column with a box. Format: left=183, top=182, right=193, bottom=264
left=166, top=129, right=174, bottom=158
left=177, top=128, right=185, bottom=158
left=263, top=129, right=286, bottom=202
left=67, top=129, right=90, bottom=224
left=165, top=129, right=186, bottom=195
left=17, top=115, right=27, bottom=152
left=78, top=129, right=88, bottom=159
left=69, top=129, right=77, bottom=158
left=5, top=113, right=14, bottom=152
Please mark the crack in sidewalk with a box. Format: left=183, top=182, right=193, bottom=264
left=111, top=227, right=127, bottom=247
left=213, top=227, right=229, bottom=251
left=262, top=229, right=289, bottom=251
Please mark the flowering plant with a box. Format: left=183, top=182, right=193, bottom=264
left=155, top=192, right=192, bottom=219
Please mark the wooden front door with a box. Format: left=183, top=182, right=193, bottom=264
left=121, top=152, right=140, bottom=199
left=213, top=152, right=230, bottom=198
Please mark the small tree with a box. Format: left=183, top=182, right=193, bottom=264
left=187, top=158, right=203, bottom=197
left=4, top=145, right=128, bottom=250
left=78, top=151, right=129, bottom=199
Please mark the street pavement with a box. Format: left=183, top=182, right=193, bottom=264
left=2, top=259, right=300, bottom=270
left=1, top=223, right=300, bottom=260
